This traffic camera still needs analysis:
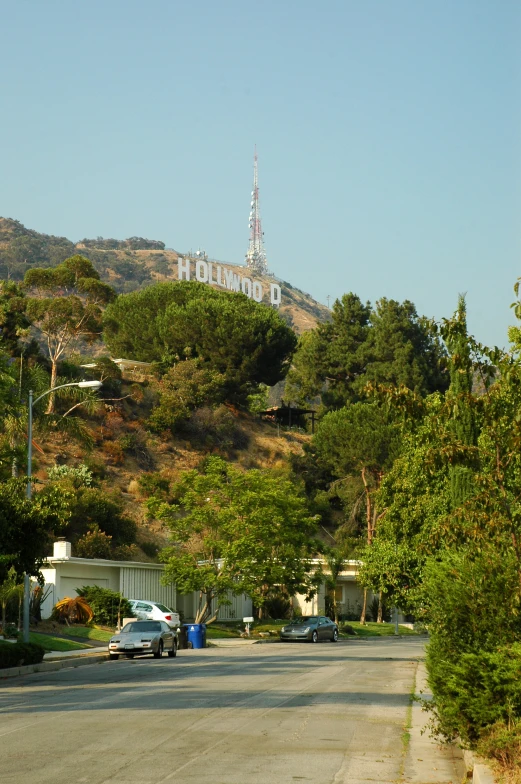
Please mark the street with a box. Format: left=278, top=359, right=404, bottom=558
left=1, top=638, right=428, bottom=784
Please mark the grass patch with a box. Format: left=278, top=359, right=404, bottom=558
left=60, top=625, right=114, bottom=642
left=28, top=633, right=90, bottom=652
left=399, top=662, right=418, bottom=777
left=205, top=625, right=242, bottom=639
left=253, top=620, right=286, bottom=634
left=342, top=622, right=420, bottom=638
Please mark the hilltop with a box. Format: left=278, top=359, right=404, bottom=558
left=0, top=216, right=329, bottom=561
left=0, top=217, right=330, bottom=334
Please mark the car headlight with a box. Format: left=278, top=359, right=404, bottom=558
left=281, top=627, right=287, bottom=633
left=302, top=627, right=310, bottom=633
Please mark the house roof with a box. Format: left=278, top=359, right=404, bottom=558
left=43, top=555, right=165, bottom=570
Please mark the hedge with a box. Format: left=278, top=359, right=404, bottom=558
left=0, top=641, right=45, bottom=669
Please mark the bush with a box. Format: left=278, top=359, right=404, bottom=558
left=148, top=359, right=227, bottom=433
left=477, top=719, right=521, bottom=778
left=264, top=595, right=292, bottom=619
left=53, top=596, right=94, bottom=624
left=75, top=526, right=113, bottom=559
left=183, top=406, right=250, bottom=452
left=75, top=586, right=132, bottom=626
left=339, top=623, right=356, bottom=635
left=426, top=642, right=521, bottom=745
left=0, top=641, right=45, bottom=668
left=138, top=472, right=170, bottom=499
left=47, top=464, right=93, bottom=487
left=423, top=545, right=521, bottom=771
left=67, top=487, right=137, bottom=546
left=83, top=457, right=107, bottom=480
left=102, top=440, right=124, bottom=465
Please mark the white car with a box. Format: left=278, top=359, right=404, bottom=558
left=127, top=600, right=181, bottom=629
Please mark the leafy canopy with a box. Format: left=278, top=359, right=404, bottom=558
left=103, top=281, right=297, bottom=403
left=24, top=255, right=115, bottom=407
left=152, top=457, right=321, bottom=623
left=287, top=293, right=448, bottom=410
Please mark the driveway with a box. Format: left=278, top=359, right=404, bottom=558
left=0, top=637, right=442, bottom=784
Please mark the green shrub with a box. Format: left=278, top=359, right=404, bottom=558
left=82, top=457, right=107, bottom=480
left=148, top=359, right=227, bottom=433
left=424, top=547, right=521, bottom=758
left=75, top=586, right=132, bottom=626
left=0, top=641, right=45, bottom=668
left=47, top=464, right=93, bottom=487
left=138, top=472, right=170, bottom=499
left=183, top=406, right=250, bottom=452
left=426, top=642, right=521, bottom=745
left=476, top=719, right=521, bottom=778
left=75, top=526, right=113, bottom=559
left=264, top=595, right=291, bottom=620
left=340, top=623, right=356, bottom=635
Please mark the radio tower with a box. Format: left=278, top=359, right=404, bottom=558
left=245, top=147, right=269, bottom=275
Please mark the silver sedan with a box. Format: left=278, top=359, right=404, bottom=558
left=280, top=615, right=339, bottom=643
left=109, top=620, right=177, bottom=660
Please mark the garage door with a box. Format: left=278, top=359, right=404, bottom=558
left=59, top=577, right=109, bottom=599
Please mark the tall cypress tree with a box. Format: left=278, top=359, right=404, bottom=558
left=442, top=295, right=478, bottom=508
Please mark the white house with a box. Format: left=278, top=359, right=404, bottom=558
left=40, top=540, right=253, bottom=622
left=293, top=560, right=372, bottom=617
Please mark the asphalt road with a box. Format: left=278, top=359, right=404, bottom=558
left=0, top=638, right=425, bottom=784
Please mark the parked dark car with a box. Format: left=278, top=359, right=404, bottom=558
left=280, top=615, right=339, bottom=643
left=108, top=620, right=177, bottom=659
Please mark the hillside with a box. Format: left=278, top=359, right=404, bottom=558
left=0, top=217, right=330, bottom=334
left=31, top=384, right=313, bottom=561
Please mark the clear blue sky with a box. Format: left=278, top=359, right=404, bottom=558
left=1, top=0, right=520, bottom=347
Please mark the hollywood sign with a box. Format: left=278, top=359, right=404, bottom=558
left=177, top=257, right=282, bottom=306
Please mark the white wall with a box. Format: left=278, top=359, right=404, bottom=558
left=40, top=560, right=176, bottom=619
left=119, top=566, right=176, bottom=608
left=293, top=583, right=326, bottom=616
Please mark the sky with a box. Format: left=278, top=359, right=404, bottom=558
left=1, top=0, right=520, bottom=348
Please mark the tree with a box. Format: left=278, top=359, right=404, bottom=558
left=103, top=281, right=297, bottom=404
left=440, top=295, right=479, bottom=508
left=151, top=457, right=321, bottom=623
left=286, top=293, right=371, bottom=409
left=313, top=402, right=402, bottom=622
left=148, top=359, right=227, bottom=432
left=24, top=255, right=115, bottom=411
left=323, top=549, right=346, bottom=624
left=0, top=569, right=17, bottom=632
left=286, top=293, right=448, bottom=411
left=0, top=479, right=59, bottom=582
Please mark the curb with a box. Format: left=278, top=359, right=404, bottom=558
left=0, top=653, right=109, bottom=680
left=463, top=750, right=498, bottom=784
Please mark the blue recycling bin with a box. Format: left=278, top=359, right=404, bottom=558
left=185, top=623, right=206, bottom=649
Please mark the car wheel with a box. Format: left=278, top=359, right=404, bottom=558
left=153, top=641, right=164, bottom=659
left=311, top=630, right=318, bottom=643
left=332, top=629, right=338, bottom=642
left=168, top=641, right=177, bottom=658
left=109, top=653, right=119, bottom=660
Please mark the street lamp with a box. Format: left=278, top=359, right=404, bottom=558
left=23, top=380, right=102, bottom=642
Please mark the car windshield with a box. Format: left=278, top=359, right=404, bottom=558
left=154, top=603, right=172, bottom=613
left=291, top=616, right=318, bottom=624
left=121, top=621, right=162, bottom=633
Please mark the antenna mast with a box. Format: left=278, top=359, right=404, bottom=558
left=245, top=146, right=268, bottom=275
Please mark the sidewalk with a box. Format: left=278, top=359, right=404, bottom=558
left=404, top=662, right=466, bottom=784
left=44, top=646, right=107, bottom=660
left=207, top=637, right=260, bottom=647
